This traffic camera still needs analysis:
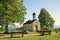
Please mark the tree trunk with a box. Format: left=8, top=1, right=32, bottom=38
left=4, top=24, right=9, bottom=34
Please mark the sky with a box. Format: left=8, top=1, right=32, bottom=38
left=23, top=0, right=60, bottom=26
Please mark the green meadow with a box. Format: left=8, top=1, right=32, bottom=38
left=0, top=32, right=60, bottom=40
left=0, top=35, right=60, bottom=40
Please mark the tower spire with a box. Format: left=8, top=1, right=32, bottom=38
left=33, top=12, right=36, bottom=20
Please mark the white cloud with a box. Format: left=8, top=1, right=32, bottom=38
left=52, top=14, right=60, bottom=25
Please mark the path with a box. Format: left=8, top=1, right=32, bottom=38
left=0, top=33, right=40, bottom=38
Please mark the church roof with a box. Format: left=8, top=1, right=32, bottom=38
left=24, top=19, right=36, bottom=25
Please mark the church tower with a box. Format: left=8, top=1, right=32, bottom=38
left=33, top=12, right=36, bottom=20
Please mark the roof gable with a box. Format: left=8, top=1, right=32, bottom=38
left=24, top=19, right=36, bottom=24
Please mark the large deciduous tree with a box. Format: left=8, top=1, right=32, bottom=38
left=0, top=0, right=26, bottom=33
left=38, top=8, right=55, bottom=30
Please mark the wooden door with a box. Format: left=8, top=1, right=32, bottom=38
left=35, top=25, right=38, bottom=31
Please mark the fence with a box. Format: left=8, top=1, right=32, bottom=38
left=11, top=32, right=24, bottom=38
left=39, top=30, right=51, bottom=35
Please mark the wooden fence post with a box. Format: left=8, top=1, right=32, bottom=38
left=11, top=33, right=13, bottom=38
left=22, top=32, right=24, bottom=37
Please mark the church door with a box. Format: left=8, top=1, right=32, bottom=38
left=35, top=25, right=38, bottom=31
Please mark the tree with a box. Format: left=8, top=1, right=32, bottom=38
left=0, top=25, right=5, bottom=31
left=38, top=8, right=55, bottom=30
left=0, top=0, right=26, bottom=33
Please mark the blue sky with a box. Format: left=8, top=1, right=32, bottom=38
left=23, top=0, right=60, bottom=26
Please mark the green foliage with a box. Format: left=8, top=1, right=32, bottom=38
left=43, top=25, right=50, bottom=30
left=43, top=25, right=54, bottom=31
left=0, top=0, right=26, bottom=25
left=0, top=0, right=26, bottom=33
left=38, top=8, right=55, bottom=30
left=0, top=26, right=4, bottom=31
left=54, top=28, right=59, bottom=33
left=55, top=28, right=60, bottom=31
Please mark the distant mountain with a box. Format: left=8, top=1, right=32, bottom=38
left=8, top=26, right=16, bottom=30
left=54, top=25, right=60, bottom=28
left=8, top=25, right=22, bottom=30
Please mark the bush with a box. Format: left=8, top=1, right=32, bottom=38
left=54, top=28, right=58, bottom=33
left=43, top=26, right=50, bottom=30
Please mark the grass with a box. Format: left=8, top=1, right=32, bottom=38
left=0, top=35, right=60, bottom=40
left=0, top=30, right=60, bottom=40
left=0, top=32, right=60, bottom=40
